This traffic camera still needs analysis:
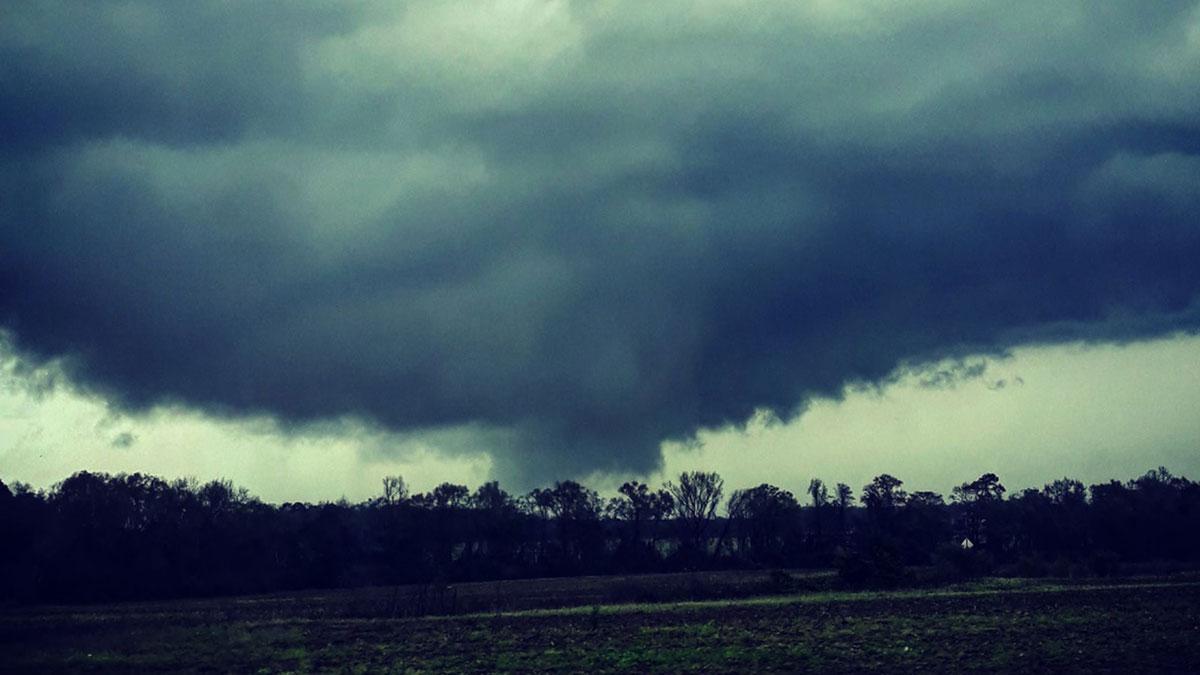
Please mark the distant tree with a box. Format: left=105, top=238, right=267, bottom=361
left=0, top=478, right=11, bottom=552
left=808, top=478, right=830, bottom=540
left=952, top=473, right=1006, bottom=547
left=608, top=481, right=674, bottom=546
left=527, top=481, right=604, bottom=573
left=430, top=483, right=470, bottom=510
left=1088, top=479, right=1134, bottom=556
left=0, top=478, right=15, bottom=596
left=837, top=476, right=910, bottom=587
left=606, top=481, right=673, bottom=571
left=1042, top=478, right=1086, bottom=506
left=381, top=476, right=408, bottom=506
left=952, top=473, right=1006, bottom=504
left=198, top=478, right=252, bottom=519
left=371, top=477, right=420, bottom=584
left=1088, top=479, right=1128, bottom=506
left=835, top=483, right=854, bottom=539
left=907, top=491, right=945, bottom=508
left=523, top=487, right=556, bottom=566
left=902, top=491, right=948, bottom=561
left=666, top=471, right=725, bottom=556
left=423, top=483, right=471, bottom=570
left=1124, top=467, right=1195, bottom=561
left=525, top=487, right=553, bottom=519
left=862, top=474, right=907, bottom=531
left=727, top=484, right=800, bottom=565
left=471, top=481, right=511, bottom=511
left=543, top=481, right=604, bottom=521
left=1135, top=466, right=1177, bottom=489
left=465, top=481, right=520, bottom=575
left=5, top=464, right=1200, bottom=605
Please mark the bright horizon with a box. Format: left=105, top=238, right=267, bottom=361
left=4, top=334, right=1197, bottom=504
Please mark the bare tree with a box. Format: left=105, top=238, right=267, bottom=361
left=381, top=476, right=408, bottom=506
left=666, top=471, right=725, bottom=555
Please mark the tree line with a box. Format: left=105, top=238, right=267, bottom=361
left=1, top=466, right=1197, bottom=603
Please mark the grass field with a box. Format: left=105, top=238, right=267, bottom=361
left=3, top=573, right=1199, bottom=673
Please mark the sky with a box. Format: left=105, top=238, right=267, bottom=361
left=1, top=1, right=1199, bottom=501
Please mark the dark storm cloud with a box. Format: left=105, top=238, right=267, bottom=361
left=2, top=0, right=1199, bottom=486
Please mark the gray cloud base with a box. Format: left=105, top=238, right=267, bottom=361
left=2, top=1, right=1199, bottom=486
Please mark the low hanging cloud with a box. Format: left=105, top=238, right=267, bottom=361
left=2, top=1, right=1199, bottom=486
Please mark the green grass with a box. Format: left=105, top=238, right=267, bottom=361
left=3, top=576, right=1199, bottom=673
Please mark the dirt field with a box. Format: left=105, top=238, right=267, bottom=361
left=3, top=574, right=1199, bottom=673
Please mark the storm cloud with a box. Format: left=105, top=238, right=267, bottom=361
left=2, top=1, right=1199, bottom=485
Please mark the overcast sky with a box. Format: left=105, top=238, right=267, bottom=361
left=2, top=1, right=1199, bottom=500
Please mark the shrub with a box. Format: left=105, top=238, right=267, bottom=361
left=1014, top=555, right=1049, bottom=578
left=932, top=542, right=993, bottom=580
left=835, top=542, right=905, bottom=588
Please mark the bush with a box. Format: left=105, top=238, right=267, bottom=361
left=932, top=542, right=993, bottom=580
left=1013, top=555, right=1048, bottom=578
left=835, top=542, right=905, bottom=589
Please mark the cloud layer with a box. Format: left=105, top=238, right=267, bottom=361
left=3, top=1, right=1199, bottom=484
